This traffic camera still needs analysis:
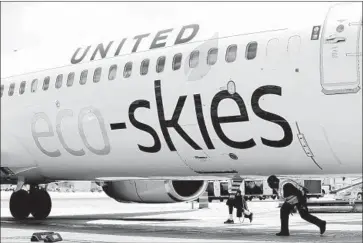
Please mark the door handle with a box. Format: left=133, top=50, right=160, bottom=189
left=325, top=36, right=346, bottom=43
left=349, top=22, right=363, bottom=26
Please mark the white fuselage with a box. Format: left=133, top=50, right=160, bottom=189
left=1, top=2, right=362, bottom=184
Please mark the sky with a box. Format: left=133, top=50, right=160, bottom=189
left=1, top=1, right=334, bottom=78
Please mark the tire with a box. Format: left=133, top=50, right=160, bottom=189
left=10, top=190, right=30, bottom=220
left=357, top=193, right=362, bottom=201
left=30, top=190, right=52, bottom=220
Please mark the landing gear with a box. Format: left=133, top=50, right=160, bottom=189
left=10, top=189, right=31, bottom=220
left=29, top=189, right=52, bottom=219
left=9, top=186, right=52, bottom=220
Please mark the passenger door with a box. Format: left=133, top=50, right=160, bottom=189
left=320, top=3, right=362, bottom=95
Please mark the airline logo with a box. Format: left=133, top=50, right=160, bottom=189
left=71, top=24, right=200, bottom=64
left=31, top=80, right=293, bottom=157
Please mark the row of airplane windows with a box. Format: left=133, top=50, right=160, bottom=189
left=1, top=41, right=258, bottom=98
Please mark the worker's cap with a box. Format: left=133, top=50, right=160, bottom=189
left=267, top=175, right=279, bottom=184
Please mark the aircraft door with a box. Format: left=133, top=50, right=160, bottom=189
left=320, top=3, right=362, bottom=95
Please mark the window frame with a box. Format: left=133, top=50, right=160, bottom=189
left=80, top=70, right=88, bottom=85
left=246, top=41, right=258, bottom=60
left=31, top=79, right=38, bottom=93
left=55, top=74, right=63, bottom=89
left=108, top=65, right=117, bottom=80
left=140, top=59, right=150, bottom=76
left=19, top=81, right=26, bottom=95
left=67, top=72, right=75, bottom=87
left=156, top=56, right=166, bottom=73
left=8, top=83, right=15, bottom=96
left=172, top=53, right=182, bottom=71
left=43, top=76, right=50, bottom=91
left=123, top=62, right=133, bottom=78
left=189, top=50, right=199, bottom=68
left=207, top=48, right=218, bottom=66
left=225, top=44, right=238, bottom=63
left=93, top=67, right=102, bottom=83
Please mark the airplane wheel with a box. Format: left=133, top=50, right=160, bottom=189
left=30, top=190, right=52, bottom=219
left=10, top=189, right=31, bottom=220
left=357, top=193, right=362, bottom=201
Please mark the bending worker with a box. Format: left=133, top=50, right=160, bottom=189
left=267, top=175, right=326, bottom=236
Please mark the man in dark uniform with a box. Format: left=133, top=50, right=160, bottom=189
left=267, top=175, right=326, bottom=236
left=224, top=189, right=253, bottom=224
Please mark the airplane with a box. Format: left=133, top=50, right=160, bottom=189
left=1, top=2, right=362, bottom=220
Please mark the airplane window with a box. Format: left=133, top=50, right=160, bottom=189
left=189, top=51, right=199, bottom=68
left=266, top=38, right=279, bottom=57
left=124, top=62, right=132, bottom=78
left=140, top=59, right=150, bottom=76
left=55, top=74, right=63, bottom=89
left=80, top=70, right=88, bottom=85
left=8, top=83, right=15, bottom=96
left=288, top=36, right=301, bottom=56
left=43, top=76, right=50, bottom=91
left=173, top=53, right=182, bottom=71
left=156, top=56, right=166, bottom=73
left=246, top=42, right=258, bottom=60
left=67, top=72, right=75, bottom=87
left=1, top=85, right=4, bottom=97
left=207, top=48, right=218, bottom=65
left=93, top=67, right=102, bottom=83
left=226, top=45, right=237, bottom=63
left=108, top=65, right=117, bottom=80
left=19, top=81, right=26, bottom=95
left=31, top=79, right=38, bottom=93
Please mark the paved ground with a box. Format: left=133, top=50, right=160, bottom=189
left=1, top=192, right=362, bottom=242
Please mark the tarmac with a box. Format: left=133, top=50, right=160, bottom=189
left=1, top=192, right=362, bottom=242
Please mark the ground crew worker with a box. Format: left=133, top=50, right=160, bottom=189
left=224, top=193, right=235, bottom=224
left=224, top=189, right=253, bottom=224
left=234, top=189, right=253, bottom=223
left=267, top=175, right=326, bottom=236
